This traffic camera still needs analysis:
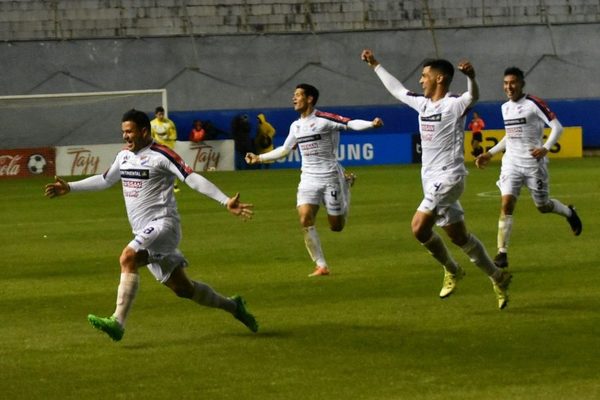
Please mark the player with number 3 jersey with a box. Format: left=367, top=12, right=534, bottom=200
left=45, top=109, right=258, bottom=341
left=475, top=67, right=582, bottom=270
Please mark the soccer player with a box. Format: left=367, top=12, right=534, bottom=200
left=475, top=66, right=582, bottom=268
left=361, top=49, right=512, bottom=309
left=245, top=83, right=383, bottom=277
left=151, top=106, right=180, bottom=192
left=44, top=109, right=258, bottom=341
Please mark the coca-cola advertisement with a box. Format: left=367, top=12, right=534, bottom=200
left=0, top=147, right=56, bottom=179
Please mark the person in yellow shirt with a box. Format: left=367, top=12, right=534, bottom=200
left=151, top=106, right=180, bottom=191
left=254, top=113, right=276, bottom=169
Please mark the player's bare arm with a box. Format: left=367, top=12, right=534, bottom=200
left=372, top=117, right=384, bottom=128
left=361, top=49, right=379, bottom=68
left=226, top=192, right=254, bottom=220
left=475, top=152, right=492, bottom=169
left=458, top=60, right=476, bottom=79
left=530, top=147, right=549, bottom=160
left=245, top=152, right=260, bottom=165
left=44, top=176, right=70, bottom=198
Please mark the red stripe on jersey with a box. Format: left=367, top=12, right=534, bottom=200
left=150, top=143, right=193, bottom=177
left=315, top=110, right=351, bottom=124
left=526, top=94, right=556, bottom=121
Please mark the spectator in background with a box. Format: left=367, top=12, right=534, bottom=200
left=189, top=120, right=206, bottom=143
left=151, top=106, right=180, bottom=192
left=232, top=113, right=254, bottom=170
left=254, top=113, right=276, bottom=169
left=469, top=111, right=486, bottom=157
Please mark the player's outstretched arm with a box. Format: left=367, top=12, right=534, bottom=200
left=226, top=193, right=254, bottom=220
left=245, top=152, right=260, bottom=165
left=246, top=146, right=291, bottom=165
left=372, top=117, right=384, bottom=128
left=347, top=117, right=384, bottom=131
left=44, top=176, right=70, bottom=198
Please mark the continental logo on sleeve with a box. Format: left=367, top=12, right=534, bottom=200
left=296, top=134, right=322, bottom=143
left=121, top=169, right=150, bottom=179
left=420, top=113, right=442, bottom=122
left=504, top=118, right=526, bottom=126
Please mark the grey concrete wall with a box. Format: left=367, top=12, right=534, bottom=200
left=2, top=24, right=598, bottom=109
left=0, top=0, right=599, bottom=41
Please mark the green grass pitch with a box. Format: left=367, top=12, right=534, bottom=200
left=1, top=158, right=599, bottom=399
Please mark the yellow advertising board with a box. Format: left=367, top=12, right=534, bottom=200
left=464, top=126, right=583, bottom=162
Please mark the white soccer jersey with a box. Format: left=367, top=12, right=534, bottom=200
left=280, top=109, right=351, bottom=179
left=501, top=94, right=557, bottom=168
left=374, top=65, right=473, bottom=179
left=102, top=143, right=192, bottom=232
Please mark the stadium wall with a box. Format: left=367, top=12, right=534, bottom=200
left=1, top=0, right=599, bottom=40
left=0, top=1, right=599, bottom=149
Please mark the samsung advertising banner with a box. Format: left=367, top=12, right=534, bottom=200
left=268, top=132, right=415, bottom=169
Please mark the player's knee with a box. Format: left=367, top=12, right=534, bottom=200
left=171, top=285, right=193, bottom=299
left=412, top=225, right=430, bottom=243
left=299, top=214, right=315, bottom=227
left=119, top=248, right=137, bottom=272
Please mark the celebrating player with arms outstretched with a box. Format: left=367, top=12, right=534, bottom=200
left=45, top=109, right=257, bottom=341
left=475, top=67, right=582, bottom=269
left=246, top=83, right=383, bottom=277
left=362, top=49, right=512, bottom=309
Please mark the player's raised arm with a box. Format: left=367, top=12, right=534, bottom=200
left=458, top=60, right=479, bottom=105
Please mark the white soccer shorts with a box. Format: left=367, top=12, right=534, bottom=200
left=128, top=218, right=188, bottom=283
left=417, top=174, right=465, bottom=227
left=297, top=174, right=349, bottom=216
left=497, top=162, right=550, bottom=207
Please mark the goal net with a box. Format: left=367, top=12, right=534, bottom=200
left=0, top=89, right=167, bottom=150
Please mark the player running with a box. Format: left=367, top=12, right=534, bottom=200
left=245, top=83, right=383, bottom=277
left=475, top=66, right=582, bottom=269
left=45, top=109, right=257, bottom=341
left=362, top=49, right=512, bottom=309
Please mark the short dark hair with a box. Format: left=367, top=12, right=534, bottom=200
left=504, top=66, right=525, bottom=81
left=122, top=109, right=151, bottom=133
left=423, top=59, right=455, bottom=85
left=296, top=83, right=319, bottom=106
left=155, top=106, right=165, bottom=114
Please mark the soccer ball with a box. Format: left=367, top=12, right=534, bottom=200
left=27, top=154, right=47, bottom=174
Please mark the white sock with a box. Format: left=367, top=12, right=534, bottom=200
left=549, top=199, right=571, bottom=217
left=422, top=231, right=459, bottom=273
left=191, top=281, right=236, bottom=313
left=113, top=272, right=139, bottom=327
left=497, top=214, right=513, bottom=253
left=460, top=234, right=498, bottom=277
left=303, top=226, right=327, bottom=267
